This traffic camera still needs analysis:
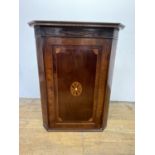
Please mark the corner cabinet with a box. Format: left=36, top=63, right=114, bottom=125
left=29, top=21, right=124, bottom=131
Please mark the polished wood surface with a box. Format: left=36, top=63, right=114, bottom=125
left=20, top=99, right=135, bottom=155
left=30, top=21, right=124, bottom=131
left=54, top=45, right=97, bottom=121
left=43, top=37, right=112, bottom=130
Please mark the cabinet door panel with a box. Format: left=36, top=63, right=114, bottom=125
left=54, top=45, right=97, bottom=122
left=44, top=37, right=109, bottom=129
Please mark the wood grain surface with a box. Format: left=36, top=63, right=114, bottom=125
left=42, top=37, right=112, bottom=130
left=20, top=98, right=135, bottom=155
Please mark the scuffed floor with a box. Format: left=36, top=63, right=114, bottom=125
left=20, top=99, right=135, bottom=155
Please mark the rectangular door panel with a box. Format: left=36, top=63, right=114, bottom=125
left=54, top=45, right=97, bottom=122
left=44, top=37, right=108, bottom=129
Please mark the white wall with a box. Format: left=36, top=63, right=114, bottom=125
left=19, top=0, right=135, bottom=101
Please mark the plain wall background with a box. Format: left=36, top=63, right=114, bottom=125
left=19, top=0, right=135, bottom=101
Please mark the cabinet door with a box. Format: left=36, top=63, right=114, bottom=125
left=44, top=37, right=110, bottom=130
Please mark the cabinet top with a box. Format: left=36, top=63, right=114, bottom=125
left=29, top=20, right=124, bottom=29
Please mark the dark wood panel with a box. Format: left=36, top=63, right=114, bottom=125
left=102, top=39, right=117, bottom=129
left=43, top=37, right=111, bottom=129
left=34, top=35, right=49, bottom=128
left=53, top=45, right=98, bottom=122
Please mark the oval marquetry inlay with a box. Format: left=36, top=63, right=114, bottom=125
left=70, top=81, right=82, bottom=96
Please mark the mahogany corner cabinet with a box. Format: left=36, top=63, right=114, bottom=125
left=29, top=21, right=124, bottom=131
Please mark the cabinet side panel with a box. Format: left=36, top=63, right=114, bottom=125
left=34, top=34, right=49, bottom=128
left=43, top=44, right=56, bottom=128
left=102, top=38, right=118, bottom=129
left=94, top=39, right=112, bottom=128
